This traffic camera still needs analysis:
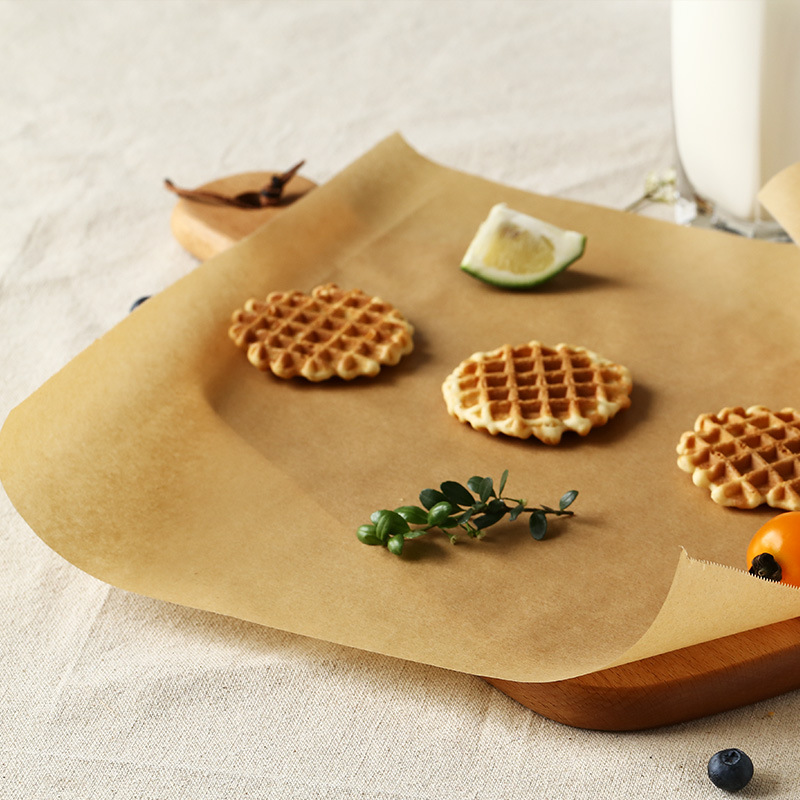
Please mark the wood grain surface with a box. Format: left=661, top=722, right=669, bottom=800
left=169, top=171, right=317, bottom=260
left=484, top=617, right=800, bottom=730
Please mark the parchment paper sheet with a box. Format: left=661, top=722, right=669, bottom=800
left=761, top=162, right=800, bottom=245
left=3, top=134, right=800, bottom=683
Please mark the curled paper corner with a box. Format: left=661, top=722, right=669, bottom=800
left=605, top=546, right=800, bottom=672
left=758, top=162, right=800, bottom=245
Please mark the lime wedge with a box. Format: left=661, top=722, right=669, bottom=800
left=461, top=203, right=586, bottom=288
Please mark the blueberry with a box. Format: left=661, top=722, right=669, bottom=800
left=707, top=748, right=754, bottom=792
left=129, top=295, right=151, bottom=312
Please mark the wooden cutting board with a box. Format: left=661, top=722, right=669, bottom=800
left=167, top=172, right=800, bottom=732
left=168, top=170, right=317, bottom=261
left=486, top=617, right=800, bottom=730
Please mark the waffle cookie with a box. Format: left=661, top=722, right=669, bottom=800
left=676, top=405, right=800, bottom=510
left=228, top=284, right=414, bottom=381
left=442, top=341, right=632, bottom=444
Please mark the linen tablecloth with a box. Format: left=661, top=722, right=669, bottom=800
left=3, top=1, right=798, bottom=797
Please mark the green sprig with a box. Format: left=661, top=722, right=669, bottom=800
left=357, top=470, right=578, bottom=556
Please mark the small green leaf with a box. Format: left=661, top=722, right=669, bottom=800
left=404, top=529, right=429, bottom=540
left=427, top=500, right=454, bottom=526
left=559, top=490, right=579, bottom=510
left=440, top=480, right=475, bottom=507
left=467, top=476, right=485, bottom=494
left=498, top=469, right=509, bottom=496
left=375, top=510, right=410, bottom=541
left=420, top=488, right=449, bottom=510
left=529, top=510, right=548, bottom=540
left=356, top=524, right=382, bottom=546
left=438, top=516, right=461, bottom=529
left=387, top=534, right=405, bottom=555
left=473, top=509, right=505, bottom=530
left=486, top=498, right=508, bottom=515
left=455, top=508, right=475, bottom=524
left=395, top=505, right=429, bottom=525
left=478, top=476, right=494, bottom=502
left=508, top=502, right=525, bottom=522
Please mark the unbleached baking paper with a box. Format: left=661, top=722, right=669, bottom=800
left=3, top=134, right=800, bottom=682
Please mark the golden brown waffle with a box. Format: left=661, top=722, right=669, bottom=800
left=228, top=284, right=414, bottom=381
left=676, top=405, right=800, bottom=510
left=442, top=341, right=632, bottom=444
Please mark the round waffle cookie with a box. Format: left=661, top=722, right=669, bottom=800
left=442, top=341, right=633, bottom=444
left=228, top=284, right=414, bottom=381
left=676, top=405, right=800, bottom=510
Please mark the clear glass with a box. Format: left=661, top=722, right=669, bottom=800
left=670, top=0, right=800, bottom=241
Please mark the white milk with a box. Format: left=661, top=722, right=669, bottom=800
left=671, top=0, right=800, bottom=225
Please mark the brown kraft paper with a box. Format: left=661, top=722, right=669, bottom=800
left=3, top=134, right=800, bottom=682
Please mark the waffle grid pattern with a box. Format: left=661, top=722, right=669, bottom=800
left=442, top=341, right=632, bottom=444
left=676, top=405, right=800, bottom=510
left=228, top=284, right=414, bottom=381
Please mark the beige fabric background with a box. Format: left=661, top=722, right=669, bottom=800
left=2, top=1, right=798, bottom=798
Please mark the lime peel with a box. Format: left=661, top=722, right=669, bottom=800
left=461, top=203, right=586, bottom=289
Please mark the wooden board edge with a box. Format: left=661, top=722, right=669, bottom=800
left=481, top=616, right=800, bottom=730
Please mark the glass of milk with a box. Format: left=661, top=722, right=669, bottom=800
left=671, top=0, right=800, bottom=239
